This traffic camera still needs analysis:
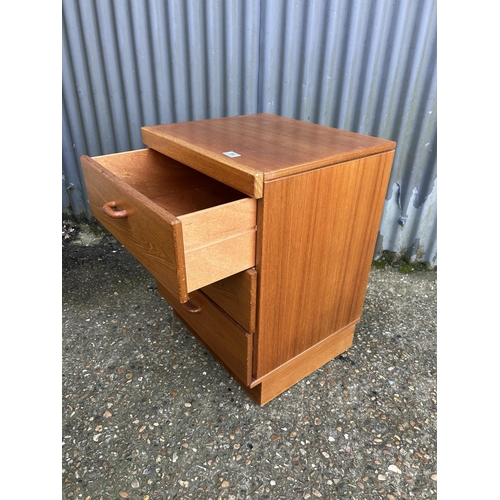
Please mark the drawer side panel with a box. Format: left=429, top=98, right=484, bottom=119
left=81, top=155, right=188, bottom=302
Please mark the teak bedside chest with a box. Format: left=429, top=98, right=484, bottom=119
left=81, top=113, right=395, bottom=406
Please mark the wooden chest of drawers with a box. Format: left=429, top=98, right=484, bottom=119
left=81, top=113, right=395, bottom=406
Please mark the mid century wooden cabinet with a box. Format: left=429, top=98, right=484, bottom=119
left=81, top=113, right=395, bottom=406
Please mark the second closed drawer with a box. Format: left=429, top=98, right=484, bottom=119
left=201, top=268, right=257, bottom=334
left=156, top=281, right=253, bottom=386
left=81, top=148, right=257, bottom=304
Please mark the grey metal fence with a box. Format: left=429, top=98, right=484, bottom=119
left=62, top=0, right=437, bottom=266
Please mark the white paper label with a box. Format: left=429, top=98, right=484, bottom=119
left=223, top=151, right=241, bottom=158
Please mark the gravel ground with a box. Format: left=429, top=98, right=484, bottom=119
left=62, top=220, right=437, bottom=500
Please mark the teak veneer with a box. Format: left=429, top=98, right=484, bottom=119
left=81, top=113, right=395, bottom=406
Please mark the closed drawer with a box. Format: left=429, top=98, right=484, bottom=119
left=201, top=268, right=257, bottom=333
left=81, top=148, right=257, bottom=304
left=156, top=281, right=252, bottom=386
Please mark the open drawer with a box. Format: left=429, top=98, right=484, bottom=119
left=81, top=148, right=257, bottom=303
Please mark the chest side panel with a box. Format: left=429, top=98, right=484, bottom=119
left=254, top=151, right=394, bottom=379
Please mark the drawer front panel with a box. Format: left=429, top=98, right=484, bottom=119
left=201, top=268, right=257, bottom=333
left=81, top=154, right=187, bottom=301
left=157, top=281, right=252, bottom=386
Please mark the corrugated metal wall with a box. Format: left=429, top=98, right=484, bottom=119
left=62, top=0, right=437, bottom=266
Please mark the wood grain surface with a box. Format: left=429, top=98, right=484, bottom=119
left=248, top=323, right=355, bottom=405
left=253, top=151, right=395, bottom=378
left=142, top=126, right=264, bottom=198
left=142, top=114, right=395, bottom=197
left=81, top=148, right=257, bottom=303
left=183, top=230, right=256, bottom=293
left=156, top=282, right=252, bottom=386
left=83, top=116, right=396, bottom=405
left=81, top=153, right=189, bottom=302
left=201, top=269, right=257, bottom=334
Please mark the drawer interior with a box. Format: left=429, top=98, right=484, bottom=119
left=94, top=148, right=248, bottom=216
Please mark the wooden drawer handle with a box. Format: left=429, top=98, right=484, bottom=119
left=103, top=201, right=128, bottom=219
left=182, top=294, right=206, bottom=314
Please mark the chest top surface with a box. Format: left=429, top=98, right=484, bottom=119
left=142, top=113, right=396, bottom=197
